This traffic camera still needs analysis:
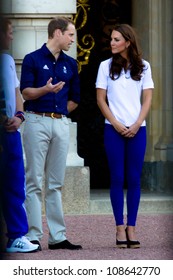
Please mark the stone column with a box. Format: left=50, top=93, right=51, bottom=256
left=132, top=0, right=173, bottom=192
left=66, top=119, right=84, bottom=166
left=153, top=0, right=173, bottom=191
left=132, top=0, right=163, bottom=161
left=63, top=119, right=90, bottom=214
left=154, top=0, right=173, bottom=158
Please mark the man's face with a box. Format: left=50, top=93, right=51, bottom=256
left=1, top=23, right=13, bottom=50
left=57, top=23, right=75, bottom=51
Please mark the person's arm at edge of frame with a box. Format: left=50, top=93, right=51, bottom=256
left=5, top=88, right=24, bottom=132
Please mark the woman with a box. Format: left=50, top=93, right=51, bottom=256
left=96, top=24, right=154, bottom=248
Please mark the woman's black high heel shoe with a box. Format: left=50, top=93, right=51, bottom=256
left=116, top=227, right=128, bottom=248
left=125, top=228, right=140, bottom=249
left=116, top=239, right=128, bottom=248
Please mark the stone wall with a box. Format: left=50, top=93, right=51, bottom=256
left=1, top=0, right=77, bottom=77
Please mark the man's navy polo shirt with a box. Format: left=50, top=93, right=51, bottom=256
left=20, top=44, right=80, bottom=115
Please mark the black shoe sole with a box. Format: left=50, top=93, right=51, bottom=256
left=48, top=240, right=82, bottom=250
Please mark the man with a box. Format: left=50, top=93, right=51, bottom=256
left=0, top=17, right=39, bottom=253
left=20, top=17, right=82, bottom=250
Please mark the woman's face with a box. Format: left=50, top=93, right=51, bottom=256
left=110, top=30, right=130, bottom=59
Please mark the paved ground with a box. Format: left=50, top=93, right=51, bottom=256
left=1, top=213, right=173, bottom=260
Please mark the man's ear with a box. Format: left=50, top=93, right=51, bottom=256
left=54, top=29, right=62, bottom=37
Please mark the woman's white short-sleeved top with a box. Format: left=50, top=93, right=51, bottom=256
left=95, top=58, right=154, bottom=127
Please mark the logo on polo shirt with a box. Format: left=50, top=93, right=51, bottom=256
left=43, top=65, right=49, bottom=70
left=63, top=66, right=67, bottom=74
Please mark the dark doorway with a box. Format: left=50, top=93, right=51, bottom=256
left=71, top=0, right=132, bottom=189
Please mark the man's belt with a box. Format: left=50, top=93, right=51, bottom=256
left=33, top=112, right=63, bottom=119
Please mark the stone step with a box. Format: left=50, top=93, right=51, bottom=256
left=89, top=189, right=173, bottom=214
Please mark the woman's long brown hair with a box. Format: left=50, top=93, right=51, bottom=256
left=109, top=24, right=145, bottom=81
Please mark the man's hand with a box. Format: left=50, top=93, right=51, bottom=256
left=46, top=78, right=65, bottom=93
left=4, top=116, right=22, bottom=132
